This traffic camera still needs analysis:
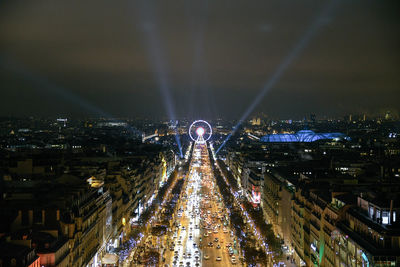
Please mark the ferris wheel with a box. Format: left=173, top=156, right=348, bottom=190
left=189, top=120, right=212, bottom=143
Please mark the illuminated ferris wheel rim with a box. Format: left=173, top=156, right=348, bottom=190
left=189, top=120, right=212, bottom=142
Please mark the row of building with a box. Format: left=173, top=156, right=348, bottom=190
left=224, top=138, right=400, bottom=266
left=0, top=148, right=177, bottom=267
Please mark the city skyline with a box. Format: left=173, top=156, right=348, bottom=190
left=1, top=0, right=400, bottom=266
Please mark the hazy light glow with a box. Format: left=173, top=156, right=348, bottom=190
left=216, top=0, right=339, bottom=155
left=196, top=127, right=205, bottom=136
left=185, top=1, right=210, bottom=118
left=135, top=1, right=183, bottom=157
left=0, top=56, right=142, bottom=137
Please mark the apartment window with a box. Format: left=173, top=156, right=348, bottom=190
left=368, top=206, right=374, bottom=219
left=33, top=210, right=42, bottom=224
left=21, top=210, right=29, bottom=226
left=376, top=210, right=381, bottom=221
left=382, top=211, right=389, bottom=224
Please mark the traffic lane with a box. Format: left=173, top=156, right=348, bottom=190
left=202, top=246, right=225, bottom=267
left=167, top=190, right=192, bottom=262
left=166, top=221, right=187, bottom=265
left=167, top=170, right=203, bottom=266
left=215, top=214, right=239, bottom=265
left=201, top=228, right=234, bottom=266
left=167, top=206, right=190, bottom=266
left=198, top=145, right=235, bottom=266
left=199, top=208, right=235, bottom=264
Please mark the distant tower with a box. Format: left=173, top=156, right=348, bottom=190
left=385, top=111, right=391, bottom=120
left=57, top=118, right=67, bottom=127
left=310, top=114, right=316, bottom=123
left=251, top=117, right=261, bottom=126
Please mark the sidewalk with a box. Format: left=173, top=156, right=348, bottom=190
left=273, top=256, right=297, bottom=267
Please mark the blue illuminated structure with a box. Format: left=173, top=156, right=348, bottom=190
left=260, top=130, right=350, bottom=143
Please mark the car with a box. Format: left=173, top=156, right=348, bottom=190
left=216, top=256, right=222, bottom=261
left=216, top=244, right=221, bottom=249
left=214, top=238, right=219, bottom=242
left=204, top=254, right=210, bottom=260
left=204, top=233, right=208, bottom=237
left=231, top=259, right=237, bottom=264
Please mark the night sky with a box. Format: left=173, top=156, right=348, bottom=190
left=0, top=0, right=399, bottom=119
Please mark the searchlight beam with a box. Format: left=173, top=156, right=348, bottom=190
left=216, top=0, right=340, bottom=154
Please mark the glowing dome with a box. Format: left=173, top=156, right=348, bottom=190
left=260, top=130, right=350, bottom=143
